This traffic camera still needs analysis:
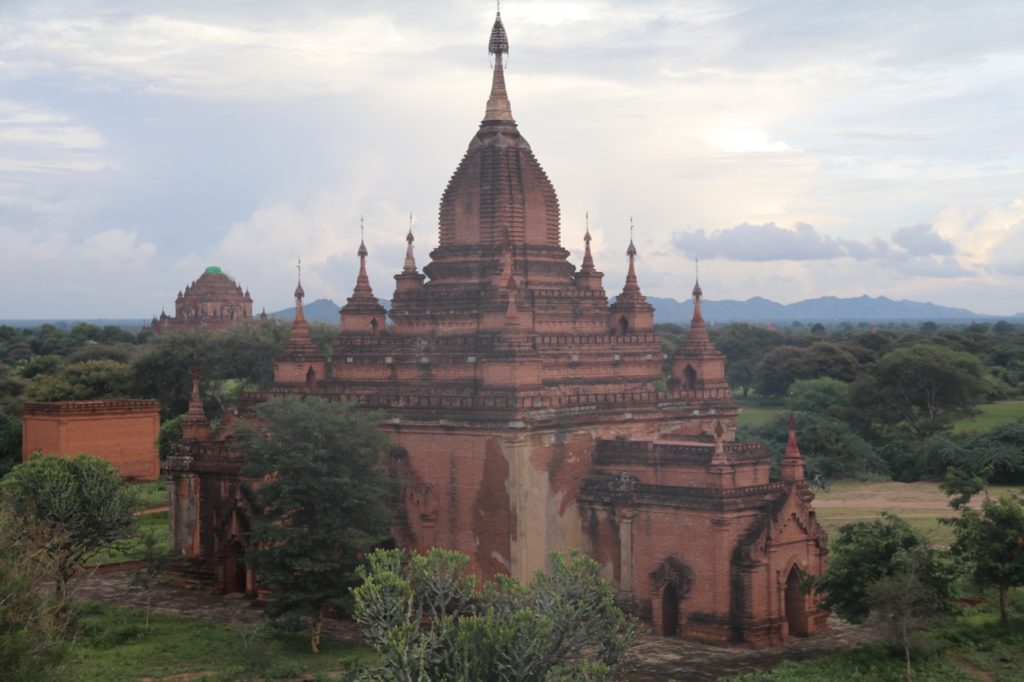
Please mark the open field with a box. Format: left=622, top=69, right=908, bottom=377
left=952, top=399, right=1024, bottom=434
left=60, top=601, right=373, bottom=681
left=734, top=397, right=784, bottom=429
left=812, top=480, right=1021, bottom=545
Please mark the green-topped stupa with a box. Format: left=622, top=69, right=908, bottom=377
left=151, top=266, right=258, bottom=333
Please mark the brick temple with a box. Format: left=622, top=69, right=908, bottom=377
left=151, top=265, right=259, bottom=333
left=166, top=11, right=828, bottom=647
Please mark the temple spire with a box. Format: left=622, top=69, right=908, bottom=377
left=485, top=8, right=513, bottom=122
left=781, top=414, right=806, bottom=483
left=692, top=258, right=704, bottom=326
left=581, top=211, right=596, bottom=273
left=294, top=259, right=305, bottom=323
left=403, top=213, right=417, bottom=273
left=182, top=367, right=210, bottom=440
left=624, top=217, right=639, bottom=292
left=353, top=217, right=374, bottom=298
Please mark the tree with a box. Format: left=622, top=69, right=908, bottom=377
left=237, top=396, right=393, bottom=653
left=352, top=547, right=638, bottom=681
left=710, top=323, right=784, bottom=398
left=852, top=344, right=987, bottom=437
left=27, top=359, right=134, bottom=402
left=0, top=454, right=138, bottom=608
left=129, top=531, right=172, bottom=631
left=0, top=511, right=68, bottom=681
left=942, top=484, right=1024, bottom=625
left=867, top=546, right=957, bottom=682
left=813, top=513, right=958, bottom=624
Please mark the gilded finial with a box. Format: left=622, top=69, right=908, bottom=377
left=584, top=211, right=591, bottom=242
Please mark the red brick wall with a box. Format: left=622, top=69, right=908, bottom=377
left=22, top=401, right=160, bottom=481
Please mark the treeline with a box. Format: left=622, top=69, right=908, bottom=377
left=0, top=320, right=338, bottom=475
left=659, top=320, right=1024, bottom=483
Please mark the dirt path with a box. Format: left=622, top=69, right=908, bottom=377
left=77, top=568, right=883, bottom=681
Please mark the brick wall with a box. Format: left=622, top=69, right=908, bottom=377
left=22, top=400, right=160, bottom=481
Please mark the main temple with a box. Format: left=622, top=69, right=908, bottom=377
left=166, top=12, right=828, bottom=647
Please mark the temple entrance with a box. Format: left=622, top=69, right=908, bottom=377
left=617, top=316, right=629, bottom=335
left=661, top=582, right=680, bottom=636
left=683, top=364, right=697, bottom=390
left=785, top=567, right=808, bottom=637
left=305, top=366, right=316, bottom=389
left=224, top=543, right=248, bottom=594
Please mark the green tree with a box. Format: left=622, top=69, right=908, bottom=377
left=942, top=487, right=1024, bottom=625
left=710, top=323, right=784, bottom=398
left=853, top=344, right=987, bottom=437
left=237, top=396, right=393, bottom=653
left=353, top=547, right=638, bottom=681
left=813, top=513, right=958, bottom=624
left=753, top=346, right=809, bottom=397
left=132, top=323, right=289, bottom=418
left=0, top=511, right=68, bottom=681
left=0, top=454, right=138, bottom=608
left=0, top=405, right=22, bottom=477
left=867, top=545, right=957, bottom=682
left=27, top=359, right=134, bottom=402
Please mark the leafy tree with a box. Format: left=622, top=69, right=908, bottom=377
left=852, top=344, right=987, bottom=437
left=813, top=513, right=958, bottom=624
left=27, top=359, right=134, bottom=402
left=787, top=378, right=853, bottom=420
left=157, top=415, right=184, bottom=461
left=753, top=346, right=809, bottom=397
left=942, top=484, right=1024, bottom=625
left=0, top=405, right=22, bottom=477
left=132, top=323, right=290, bottom=418
left=867, top=545, right=958, bottom=682
left=237, top=396, right=393, bottom=653
left=0, top=511, right=68, bottom=680
left=353, top=547, right=638, bottom=681
left=710, top=323, right=784, bottom=398
left=740, top=410, right=884, bottom=480
left=0, top=454, right=138, bottom=608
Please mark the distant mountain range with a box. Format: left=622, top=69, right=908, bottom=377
left=645, top=295, right=988, bottom=324
left=270, top=294, right=1002, bottom=325
left=0, top=295, right=1014, bottom=330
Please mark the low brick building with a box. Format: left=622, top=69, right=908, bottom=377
left=23, top=400, right=160, bottom=481
left=165, top=11, right=829, bottom=647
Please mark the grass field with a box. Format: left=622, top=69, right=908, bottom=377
left=128, top=477, right=169, bottom=510
left=735, top=396, right=785, bottom=429
left=59, top=601, right=373, bottom=681
left=811, top=480, right=1021, bottom=545
left=87, top=511, right=170, bottom=566
left=952, top=399, right=1024, bottom=434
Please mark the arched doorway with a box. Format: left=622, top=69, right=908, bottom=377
left=305, top=366, right=316, bottom=390
left=683, top=364, right=697, bottom=390
left=224, top=542, right=247, bottom=594
left=618, top=316, right=629, bottom=335
left=661, top=582, right=680, bottom=636
left=785, top=567, right=808, bottom=637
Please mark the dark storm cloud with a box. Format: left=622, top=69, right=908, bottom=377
left=892, top=223, right=955, bottom=256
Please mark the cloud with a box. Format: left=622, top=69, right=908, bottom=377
left=671, top=220, right=971, bottom=278
left=892, top=223, right=955, bottom=256
left=673, top=222, right=876, bottom=261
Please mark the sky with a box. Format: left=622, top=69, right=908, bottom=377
left=1, top=0, right=1023, bottom=318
